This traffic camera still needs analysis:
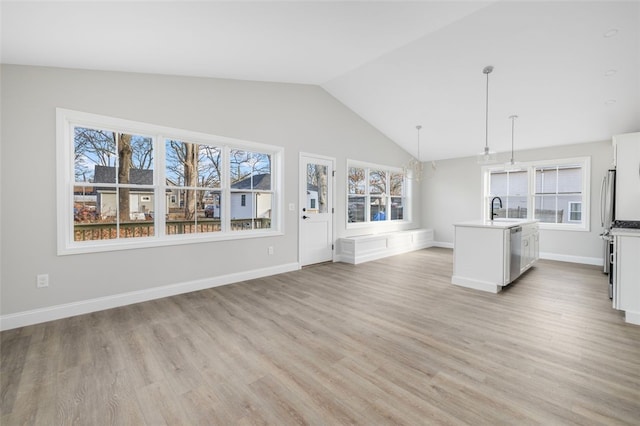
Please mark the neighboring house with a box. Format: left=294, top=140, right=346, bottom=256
left=93, top=165, right=154, bottom=219
left=230, top=173, right=272, bottom=219
left=92, top=168, right=273, bottom=220
left=490, top=166, right=582, bottom=223
left=306, top=185, right=319, bottom=213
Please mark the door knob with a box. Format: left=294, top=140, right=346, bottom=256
left=302, top=215, right=309, bottom=219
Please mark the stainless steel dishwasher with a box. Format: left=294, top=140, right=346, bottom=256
left=509, top=226, right=522, bottom=282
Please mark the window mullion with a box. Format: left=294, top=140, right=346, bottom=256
left=222, top=145, right=231, bottom=233
left=528, top=166, right=534, bottom=220
left=156, top=134, right=166, bottom=237
left=365, top=168, right=370, bottom=222
left=385, top=171, right=391, bottom=219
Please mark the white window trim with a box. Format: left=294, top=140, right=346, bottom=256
left=346, top=159, right=412, bottom=229
left=481, top=156, right=590, bottom=231
left=56, top=108, right=283, bottom=255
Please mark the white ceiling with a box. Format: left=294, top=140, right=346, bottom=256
left=2, top=1, right=639, bottom=161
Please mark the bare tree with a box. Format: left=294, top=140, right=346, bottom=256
left=183, top=143, right=198, bottom=219
left=369, top=170, right=386, bottom=194
left=307, top=164, right=328, bottom=213
left=131, top=136, right=153, bottom=170
left=390, top=172, right=403, bottom=196
left=348, top=167, right=365, bottom=194
left=117, top=133, right=132, bottom=222
left=199, top=145, right=222, bottom=187
left=74, top=128, right=116, bottom=180
left=166, top=140, right=199, bottom=220
left=230, top=150, right=271, bottom=184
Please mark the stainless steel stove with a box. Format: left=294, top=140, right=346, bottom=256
left=612, top=220, right=640, bottom=229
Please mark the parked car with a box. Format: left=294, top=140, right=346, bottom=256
left=204, top=205, right=216, bottom=218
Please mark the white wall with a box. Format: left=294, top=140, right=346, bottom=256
left=422, top=140, right=612, bottom=264
left=0, top=65, right=419, bottom=324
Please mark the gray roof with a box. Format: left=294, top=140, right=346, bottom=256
left=231, top=173, right=271, bottom=190
left=94, top=165, right=154, bottom=185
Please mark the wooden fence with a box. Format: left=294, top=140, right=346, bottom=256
left=74, top=218, right=271, bottom=241
left=495, top=208, right=563, bottom=223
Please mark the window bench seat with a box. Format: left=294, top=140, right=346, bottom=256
left=336, top=229, right=434, bottom=265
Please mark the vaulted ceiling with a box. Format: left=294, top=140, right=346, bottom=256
left=2, top=1, right=638, bottom=161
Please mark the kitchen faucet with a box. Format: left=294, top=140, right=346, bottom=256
left=490, top=196, right=503, bottom=221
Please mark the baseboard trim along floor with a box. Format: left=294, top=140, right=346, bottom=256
left=0, top=262, right=300, bottom=331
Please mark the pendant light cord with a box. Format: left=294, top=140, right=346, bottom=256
left=510, top=116, right=515, bottom=163
left=416, top=125, right=422, bottom=160
left=509, top=115, right=518, bottom=164
left=482, top=65, right=493, bottom=154
left=485, top=71, right=489, bottom=151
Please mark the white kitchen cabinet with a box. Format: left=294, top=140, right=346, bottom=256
left=520, top=222, right=539, bottom=274
left=613, top=132, right=640, bottom=221
left=452, top=220, right=539, bottom=293
left=612, top=230, right=640, bottom=325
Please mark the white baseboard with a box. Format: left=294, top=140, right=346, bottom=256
left=451, top=275, right=501, bottom=293
left=0, top=262, right=300, bottom=331
left=539, top=252, right=603, bottom=266
left=433, top=241, right=454, bottom=249
left=624, top=310, right=640, bottom=326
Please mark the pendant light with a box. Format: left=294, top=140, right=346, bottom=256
left=477, top=65, right=497, bottom=164
left=505, top=115, right=520, bottom=171
left=404, top=125, right=424, bottom=181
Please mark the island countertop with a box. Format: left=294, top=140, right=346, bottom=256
left=454, top=219, right=539, bottom=229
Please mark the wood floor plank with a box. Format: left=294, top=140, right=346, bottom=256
left=2, top=248, right=640, bottom=425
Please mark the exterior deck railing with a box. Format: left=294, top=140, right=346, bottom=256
left=73, top=218, right=271, bottom=241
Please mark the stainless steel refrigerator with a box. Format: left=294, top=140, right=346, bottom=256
left=600, top=169, right=615, bottom=297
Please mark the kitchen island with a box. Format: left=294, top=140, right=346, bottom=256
left=611, top=227, right=640, bottom=325
left=452, top=219, right=539, bottom=293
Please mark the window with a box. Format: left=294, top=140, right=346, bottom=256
left=487, top=169, right=528, bottom=219
left=569, top=202, right=582, bottom=222
left=229, top=149, right=273, bottom=230
left=57, top=109, right=282, bottom=254
left=483, top=157, right=590, bottom=230
left=347, top=161, right=408, bottom=225
left=534, top=164, right=583, bottom=225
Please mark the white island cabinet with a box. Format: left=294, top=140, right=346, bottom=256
left=452, top=220, right=539, bottom=293
left=612, top=229, right=640, bottom=325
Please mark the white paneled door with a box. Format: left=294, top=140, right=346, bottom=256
left=299, top=154, right=334, bottom=266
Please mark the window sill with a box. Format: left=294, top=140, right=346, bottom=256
left=538, top=223, right=590, bottom=232
left=58, top=229, right=284, bottom=256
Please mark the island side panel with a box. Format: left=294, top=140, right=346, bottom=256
left=452, top=225, right=508, bottom=293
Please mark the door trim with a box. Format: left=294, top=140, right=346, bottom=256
left=299, top=152, right=336, bottom=266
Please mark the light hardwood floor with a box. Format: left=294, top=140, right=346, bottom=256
left=2, top=248, right=639, bottom=425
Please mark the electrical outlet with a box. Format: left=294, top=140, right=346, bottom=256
left=268, top=246, right=274, bottom=255
left=36, top=274, right=49, bottom=288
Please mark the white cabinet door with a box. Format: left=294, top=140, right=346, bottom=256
left=532, top=232, right=539, bottom=262
left=616, top=235, right=640, bottom=314
left=614, top=133, right=640, bottom=221
left=520, top=223, right=539, bottom=273
left=521, top=235, right=531, bottom=273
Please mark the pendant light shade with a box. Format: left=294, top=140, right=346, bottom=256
left=477, top=65, right=497, bottom=164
